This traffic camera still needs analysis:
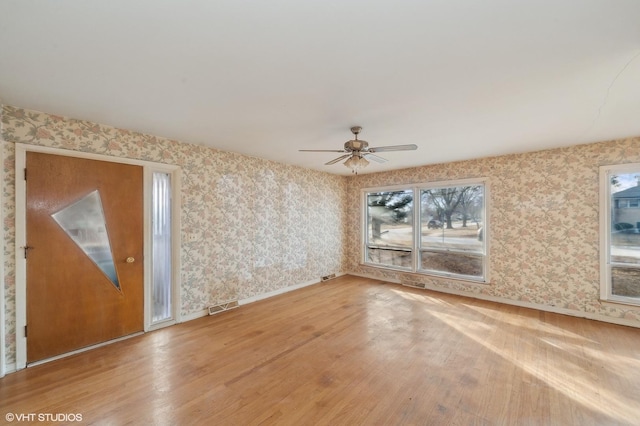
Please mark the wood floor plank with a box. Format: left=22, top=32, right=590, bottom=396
left=2, top=275, right=640, bottom=425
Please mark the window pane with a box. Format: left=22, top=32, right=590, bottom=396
left=367, top=247, right=412, bottom=268
left=152, top=172, right=172, bottom=323
left=420, top=186, right=484, bottom=253
left=420, top=251, right=483, bottom=278
left=610, top=173, right=640, bottom=265
left=611, top=267, right=640, bottom=298
left=367, top=190, right=413, bottom=248
left=365, top=190, right=413, bottom=270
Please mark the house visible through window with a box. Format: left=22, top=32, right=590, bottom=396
left=617, top=199, right=640, bottom=208
left=601, top=167, right=640, bottom=305
left=363, top=179, right=487, bottom=283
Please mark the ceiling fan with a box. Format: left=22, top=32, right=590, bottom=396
left=300, top=126, right=418, bottom=174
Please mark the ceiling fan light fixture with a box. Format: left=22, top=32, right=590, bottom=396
left=344, top=155, right=369, bottom=174
left=343, top=156, right=356, bottom=169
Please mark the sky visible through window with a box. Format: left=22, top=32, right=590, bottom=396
left=613, top=173, right=639, bottom=193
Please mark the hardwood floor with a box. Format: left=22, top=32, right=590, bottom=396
left=2, top=275, right=640, bottom=425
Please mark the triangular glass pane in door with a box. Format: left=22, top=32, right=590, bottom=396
left=51, top=190, right=120, bottom=290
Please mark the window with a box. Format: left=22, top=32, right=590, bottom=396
left=617, top=198, right=640, bottom=208
left=151, top=172, right=173, bottom=323
left=365, top=190, right=414, bottom=269
left=419, top=184, right=485, bottom=279
left=600, top=166, right=640, bottom=305
left=363, top=179, right=487, bottom=283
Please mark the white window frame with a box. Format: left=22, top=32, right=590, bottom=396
left=600, top=163, right=640, bottom=306
left=361, top=184, right=416, bottom=272
left=362, top=177, right=489, bottom=284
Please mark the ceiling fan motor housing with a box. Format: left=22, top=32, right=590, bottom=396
left=344, top=140, right=368, bottom=151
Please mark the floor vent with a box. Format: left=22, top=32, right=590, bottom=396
left=208, top=300, right=239, bottom=315
left=321, top=273, right=336, bottom=282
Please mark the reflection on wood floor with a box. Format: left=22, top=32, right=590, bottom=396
left=2, top=275, right=640, bottom=425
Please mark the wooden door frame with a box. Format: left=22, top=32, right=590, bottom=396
left=14, top=144, right=182, bottom=370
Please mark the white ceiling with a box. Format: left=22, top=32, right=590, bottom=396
left=1, top=1, right=639, bottom=175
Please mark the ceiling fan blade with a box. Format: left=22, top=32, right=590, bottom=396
left=325, top=154, right=351, bottom=165
left=368, top=144, right=418, bottom=153
left=299, top=149, right=346, bottom=153
left=363, top=153, right=388, bottom=163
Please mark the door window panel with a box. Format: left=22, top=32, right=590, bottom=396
left=152, top=172, right=173, bottom=323
left=51, top=190, right=120, bottom=290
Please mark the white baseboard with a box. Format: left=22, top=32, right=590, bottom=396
left=348, top=271, right=640, bottom=329
left=348, top=271, right=402, bottom=285
left=240, top=273, right=344, bottom=305
left=180, top=309, right=209, bottom=322
left=2, top=362, right=16, bottom=376
left=179, top=273, right=345, bottom=322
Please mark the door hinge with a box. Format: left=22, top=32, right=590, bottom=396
left=24, top=325, right=27, bottom=338
left=22, top=245, right=33, bottom=259
left=24, top=168, right=27, bottom=181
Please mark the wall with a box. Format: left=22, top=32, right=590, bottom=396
left=4, top=103, right=640, bottom=370
left=1, top=105, right=347, bottom=367
left=345, top=137, right=640, bottom=325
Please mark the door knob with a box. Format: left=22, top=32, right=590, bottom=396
left=126, top=257, right=135, bottom=263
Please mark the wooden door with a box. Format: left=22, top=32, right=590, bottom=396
left=26, top=152, right=144, bottom=363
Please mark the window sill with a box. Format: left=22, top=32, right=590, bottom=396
left=600, top=298, right=640, bottom=309
left=361, top=261, right=412, bottom=273
left=417, top=270, right=489, bottom=286
left=361, top=262, right=489, bottom=286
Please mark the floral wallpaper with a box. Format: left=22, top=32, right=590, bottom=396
left=345, top=137, right=640, bottom=325
left=1, top=105, right=346, bottom=366
left=3, top=103, right=640, bottom=370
